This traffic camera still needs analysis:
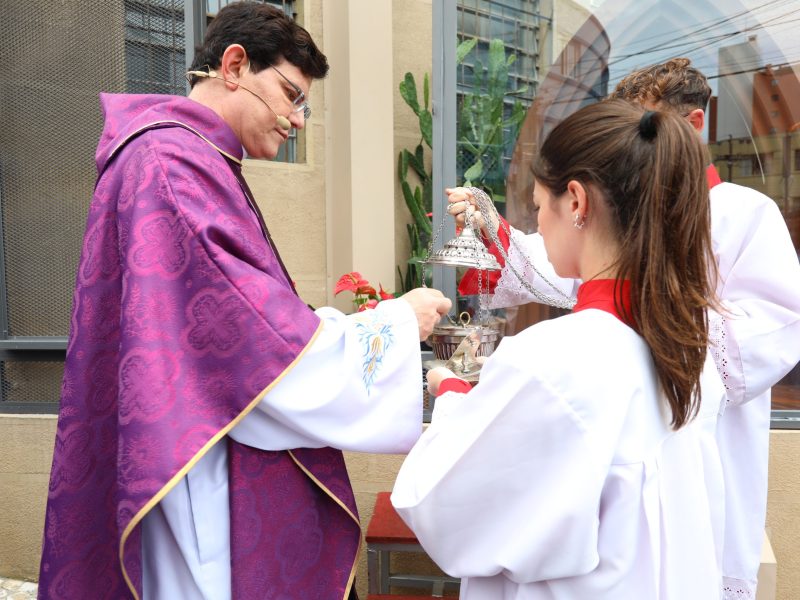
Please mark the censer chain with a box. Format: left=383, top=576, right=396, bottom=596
left=466, top=187, right=576, bottom=310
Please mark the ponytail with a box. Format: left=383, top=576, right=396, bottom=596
left=532, top=99, right=716, bottom=429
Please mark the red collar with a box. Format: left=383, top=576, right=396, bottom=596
left=573, top=279, right=633, bottom=326
left=706, top=164, right=722, bottom=189
left=572, top=169, right=717, bottom=324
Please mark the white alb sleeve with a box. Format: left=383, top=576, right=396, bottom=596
left=229, top=298, right=423, bottom=453
left=709, top=185, right=800, bottom=407
left=492, top=228, right=580, bottom=309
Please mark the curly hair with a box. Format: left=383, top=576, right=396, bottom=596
left=611, top=58, right=712, bottom=113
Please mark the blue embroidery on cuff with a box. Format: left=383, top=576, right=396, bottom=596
left=352, top=310, right=395, bottom=393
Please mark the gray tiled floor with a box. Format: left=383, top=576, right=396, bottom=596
left=0, top=577, right=37, bottom=600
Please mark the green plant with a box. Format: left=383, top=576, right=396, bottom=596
left=397, top=72, right=433, bottom=292
left=457, top=38, right=527, bottom=203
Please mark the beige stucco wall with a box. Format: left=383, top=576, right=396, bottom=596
left=392, top=0, right=433, bottom=294
left=553, top=0, right=593, bottom=59
left=0, top=416, right=56, bottom=581
left=766, top=431, right=800, bottom=599
left=322, top=0, right=400, bottom=313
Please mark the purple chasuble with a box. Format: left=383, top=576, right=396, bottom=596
left=38, top=94, right=360, bottom=600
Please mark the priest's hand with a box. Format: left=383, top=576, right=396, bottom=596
left=400, top=288, right=452, bottom=341
left=426, top=366, right=457, bottom=397
left=446, top=186, right=499, bottom=237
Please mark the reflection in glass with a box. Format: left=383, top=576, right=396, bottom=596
left=455, top=0, right=800, bottom=409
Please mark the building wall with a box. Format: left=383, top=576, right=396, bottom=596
left=766, top=431, right=800, bottom=599
left=752, top=66, right=800, bottom=137
left=393, top=0, right=433, bottom=294
left=717, top=38, right=760, bottom=141
left=0, top=416, right=54, bottom=581
left=4, top=2, right=800, bottom=598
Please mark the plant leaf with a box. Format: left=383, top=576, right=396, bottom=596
left=489, top=39, right=506, bottom=72
left=398, top=150, right=410, bottom=181
left=419, top=110, right=433, bottom=149
left=399, top=72, right=420, bottom=115
left=423, top=72, right=430, bottom=110
left=456, top=37, right=477, bottom=64
left=464, top=158, right=483, bottom=183
left=402, top=181, right=432, bottom=236
left=413, top=144, right=425, bottom=175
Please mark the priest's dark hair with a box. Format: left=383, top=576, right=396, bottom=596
left=532, top=99, right=716, bottom=430
left=188, top=1, right=329, bottom=87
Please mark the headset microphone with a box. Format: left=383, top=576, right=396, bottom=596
left=187, top=69, right=291, bottom=131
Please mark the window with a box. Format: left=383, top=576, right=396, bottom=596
left=455, top=1, right=542, bottom=206
left=438, top=0, right=800, bottom=427
left=125, top=0, right=186, bottom=95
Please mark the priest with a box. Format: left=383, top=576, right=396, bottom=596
left=37, top=3, right=450, bottom=599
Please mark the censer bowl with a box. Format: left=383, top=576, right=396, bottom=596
left=430, top=323, right=500, bottom=361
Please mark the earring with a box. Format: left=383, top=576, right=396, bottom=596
left=573, top=213, right=585, bottom=230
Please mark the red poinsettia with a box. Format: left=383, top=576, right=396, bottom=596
left=334, top=272, right=375, bottom=296
left=378, top=284, right=394, bottom=300
left=334, top=271, right=394, bottom=311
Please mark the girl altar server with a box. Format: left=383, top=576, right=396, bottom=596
left=391, top=99, right=727, bottom=600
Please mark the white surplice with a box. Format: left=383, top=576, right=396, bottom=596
left=392, top=308, right=727, bottom=600
left=487, top=182, right=800, bottom=598
left=141, top=298, right=423, bottom=600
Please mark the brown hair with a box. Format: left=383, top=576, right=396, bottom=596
left=189, top=2, right=329, bottom=86
left=611, top=57, right=712, bottom=114
left=532, top=99, right=715, bottom=429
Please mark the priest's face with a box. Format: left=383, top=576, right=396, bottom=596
left=533, top=181, right=580, bottom=279
left=231, top=60, right=311, bottom=159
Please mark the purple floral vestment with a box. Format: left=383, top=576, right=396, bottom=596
left=38, top=94, right=360, bottom=599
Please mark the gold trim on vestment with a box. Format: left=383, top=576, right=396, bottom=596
left=287, top=450, right=363, bottom=600
left=119, top=320, right=324, bottom=600
left=106, top=120, right=243, bottom=167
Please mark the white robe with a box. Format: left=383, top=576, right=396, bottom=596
left=488, top=182, right=800, bottom=598
left=392, top=309, right=727, bottom=599
left=140, top=298, right=423, bottom=600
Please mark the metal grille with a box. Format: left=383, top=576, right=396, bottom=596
left=0, top=0, right=186, bottom=409
left=0, top=361, right=63, bottom=412
left=125, top=0, right=187, bottom=95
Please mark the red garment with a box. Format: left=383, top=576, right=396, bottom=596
left=437, top=378, right=473, bottom=395
left=456, top=215, right=511, bottom=296
left=706, top=164, right=722, bottom=189
left=571, top=279, right=633, bottom=326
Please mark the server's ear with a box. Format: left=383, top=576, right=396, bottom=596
left=685, top=108, right=705, bottom=133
